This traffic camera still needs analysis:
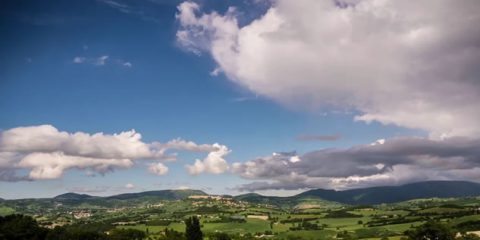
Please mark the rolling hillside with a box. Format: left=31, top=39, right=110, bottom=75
left=105, top=189, right=207, bottom=200
left=297, top=181, right=480, bottom=205
left=4, top=181, right=480, bottom=206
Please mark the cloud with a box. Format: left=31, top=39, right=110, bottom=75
left=232, top=137, right=480, bottom=191
left=18, top=152, right=133, bottom=180
left=157, top=138, right=220, bottom=152
left=210, top=67, right=222, bottom=76
left=115, top=59, right=133, bottom=68
left=0, top=125, right=228, bottom=181
left=98, top=0, right=162, bottom=23
left=72, top=55, right=109, bottom=66
left=0, top=125, right=164, bottom=159
left=186, top=143, right=230, bottom=175
left=101, top=0, right=131, bottom=14
left=296, top=134, right=341, bottom=142
left=371, top=138, right=385, bottom=146
left=73, top=55, right=134, bottom=68
left=67, top=184, right=142, bottom=194
left=176, top=0, right=480, bottom=139
left=67, top=186, right=110, bottom=193
left=230, top=94, right=260, bottom=103
left=73, top=57, right=86, bottom=63
left=95, top=55, right=109, bottom=66
left=148, top=162, right=169, bottom=175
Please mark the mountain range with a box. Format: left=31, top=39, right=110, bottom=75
left=11, top=181, right=480, bottom=206
left=235, top=181, right=480, bottom=205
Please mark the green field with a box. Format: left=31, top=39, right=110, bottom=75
left=2, top=193, right=480, bottom=239
left=0, top=206, right=15, bottom=216
left=108, top=200, right=480, bottom=239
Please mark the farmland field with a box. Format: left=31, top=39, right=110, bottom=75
left=2, top=190, right=480, bottom=239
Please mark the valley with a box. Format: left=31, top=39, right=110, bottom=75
left=2, top=181, right=480, bottom=239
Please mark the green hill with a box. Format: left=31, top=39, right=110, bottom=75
left=9, top=181, right=480, bottom=207
left=234, top=181, right=480, bottom=206
left=297, top=181, right=480, bottom=205
left=106, top=189, right=207, bottom=200
left=53, top=192, right=95, bottom=201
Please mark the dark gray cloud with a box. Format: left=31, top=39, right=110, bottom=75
left=232, top=137, right=480, bottom=191
left=67, top=186, right=111, bottom=194
left=0, top=169, right=30, bottom=182
left=235, top=180, right=320, bottom=192
left=296, top=134, right=341, bottom=142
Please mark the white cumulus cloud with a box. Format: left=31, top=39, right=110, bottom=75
left=148, top=162, right=169, bottom=175
left=176, top=0, right=480, bottom=139
left=0, top=125, right=228, bottom=181
left=186, top=143, right=230, bottom=175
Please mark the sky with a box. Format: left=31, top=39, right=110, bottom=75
left=1, top=0, right=480, bottom=199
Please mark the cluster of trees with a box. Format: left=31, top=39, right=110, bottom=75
left=4, top=213, right=480, bottom=240
left=456, top=220, right=480, bottom=232
left=190, top=206, right=225, bottom=214
left=145, top=219, right=172, bottom=226
left=367, top=216, right=423, bottom=227
left=185, top=216, right=203, bottom=240
left=405, top=221, right=456, bottom=240
left=324, top=210, right=362, bottom=218
left=160, top=228, right=185, bottom=240
left=405, top=221, right=480, bottom=240
left=0, top=214, right=49, bottom=240
left=410, top=210, right=474, bottom=219
left=279, top=217, right=318, bottom=224
left=0, top=214, right=248, bottom=240
left=333, top=220, right=480, bottom=240
left=288, top=221, right=323, bottom=231
left=205, top=216, right=246, bottom=224
left=0, top=214, right=146, bottom=240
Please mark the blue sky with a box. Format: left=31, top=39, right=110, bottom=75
left=1, top=0, right=479, bottom=199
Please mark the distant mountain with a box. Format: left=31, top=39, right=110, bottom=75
left=234, top=193, right=301, bottom=208
left=106, top=189, right=207, bottom=200
left=16, top=181, right=480, bottom=206
left=52, top=189, right=206, bottom=202
left=234, top=193, right=268, bottom=202
left=297, top=181, right=480, bottom=205
left=234, top=193, right=283, bottom=203
left=53, top=192, right=95, bottom=201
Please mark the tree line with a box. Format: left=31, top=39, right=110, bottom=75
left=2, top=213, right=480, bottom=240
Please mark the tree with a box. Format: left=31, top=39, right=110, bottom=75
left=0, top=214, right=48, bottom=240
left=211, top=232, right=231, bottom=240
left=46, top=226, right=106, bottom=240
left=405, top=221, right=455, bottom=240
left=336, top=230, right=354, bottom=240
left=161, top=228, right=184, bottom=240
left=108, top=228, right=146, bottom=240
left=185, top=216, right=203, bottom=240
